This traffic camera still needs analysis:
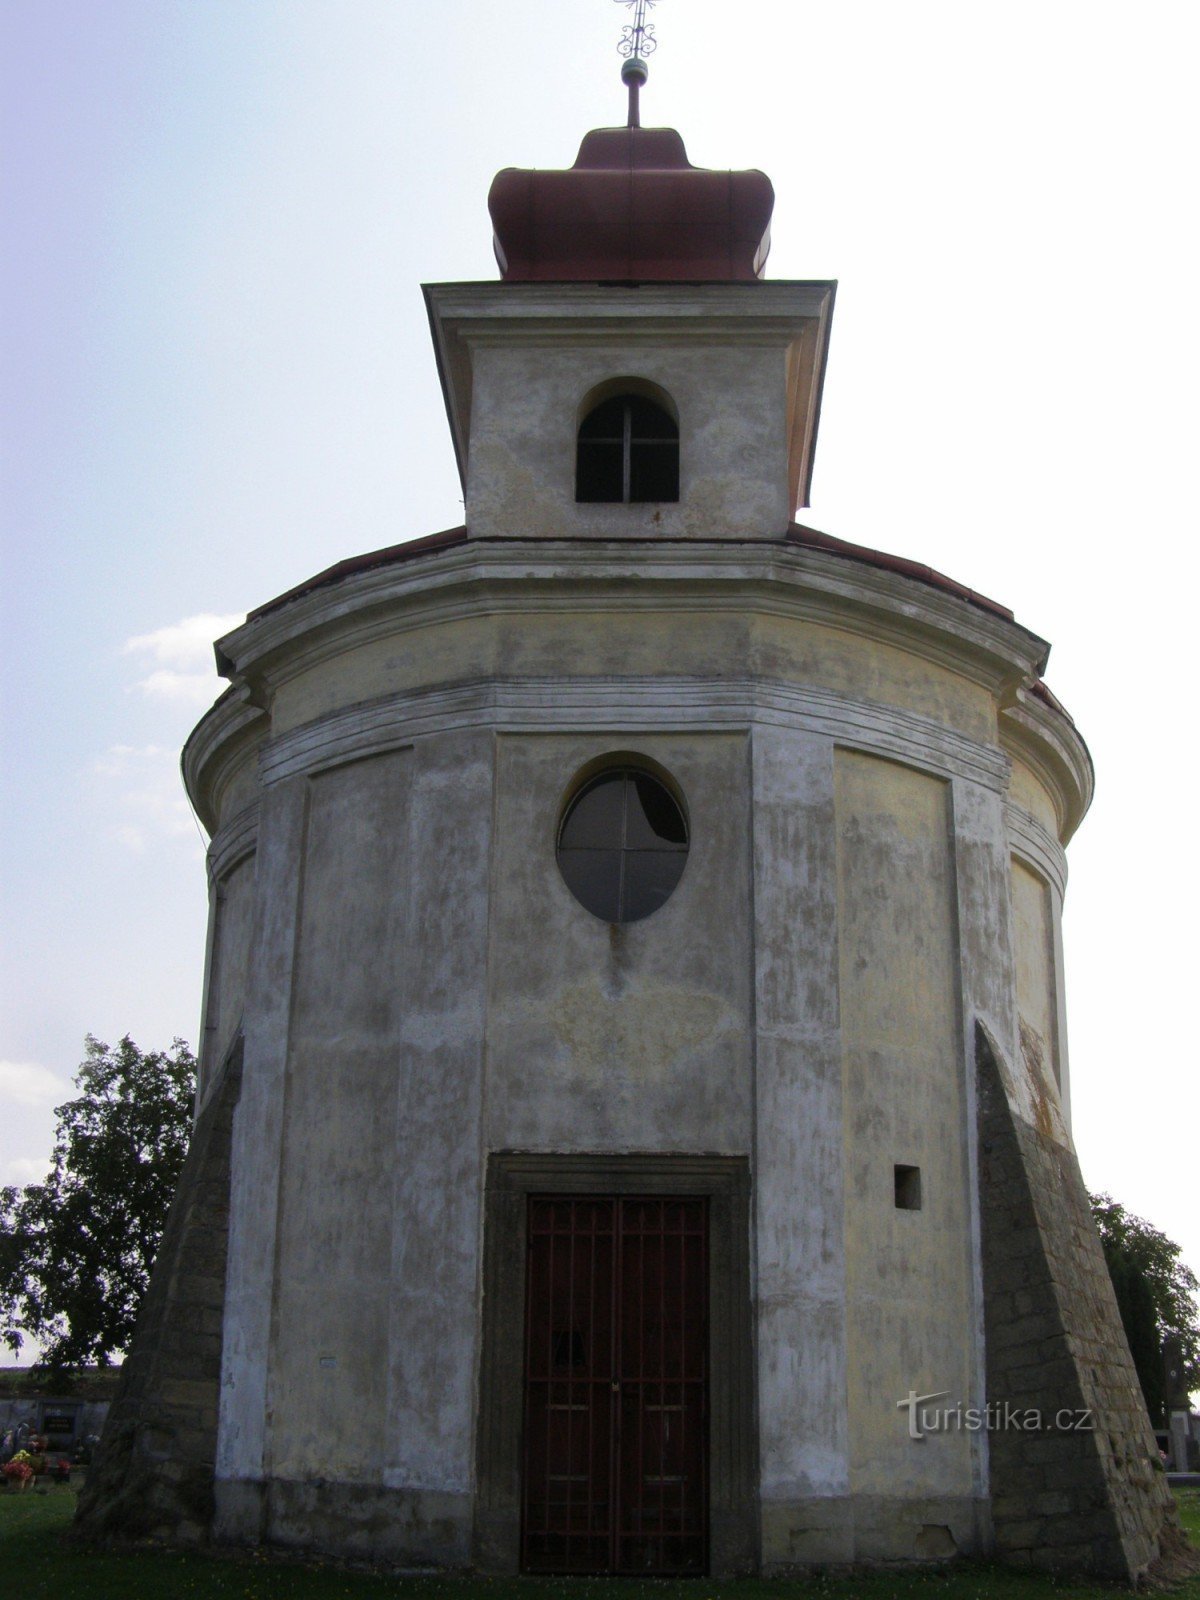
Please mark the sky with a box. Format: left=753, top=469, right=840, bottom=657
left=2, top=0, right=1197, bottom=1364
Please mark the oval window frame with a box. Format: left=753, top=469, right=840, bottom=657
left=555, top=755, right=690, bottom=924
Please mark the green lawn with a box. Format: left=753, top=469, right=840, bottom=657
left=3, top=1484, right=1198, bottom=1600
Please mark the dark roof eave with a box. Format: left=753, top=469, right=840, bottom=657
left=221, top=523, right=1083, bottom=745
left=1028, top=677, right=1076, bottom=726
left=786, top=522, right=1014, bottom=622
left=246, top=523, right=1018, bottom=630
left=245, top=526, right=470, bottom=625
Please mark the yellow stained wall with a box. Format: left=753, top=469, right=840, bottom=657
left=270, top=609, right=996, bottom=744
left=267, top=751, right=411, bottom=1481
left=1010, top=857, right=1059, bottom=1090
left=1007, top=758, right=1060, bottom=841
left=751, top=615, right=996, bottom=744
left=835, top=750, right=974, bottom=1495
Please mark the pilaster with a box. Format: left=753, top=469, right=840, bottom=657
left=213, top=777, right=309, bottom=1537
left=750, top=724, right=849, bottom=1564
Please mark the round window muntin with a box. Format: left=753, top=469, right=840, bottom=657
left=556, top=764, right=689, bottom=924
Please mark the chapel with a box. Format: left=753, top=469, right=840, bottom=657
left=76, top=39, right=1179, bottom=1582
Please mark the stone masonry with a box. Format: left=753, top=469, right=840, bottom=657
left=977, top=1022, right=1180, bottom=1580
left=73, top=1035, right=242, bottom=1545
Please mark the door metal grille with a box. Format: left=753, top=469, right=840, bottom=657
left=521, top=1195, right=708, bottom=1575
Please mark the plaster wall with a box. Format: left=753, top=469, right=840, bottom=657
left=1007, top=757, right=1060, bottom=841
left=199, top=852, right=256, bottom=1106
left=751, top=726, right=851, bottom=1564
left=384, top=726, right=491, bottom=1523
left=834, top=752, right=975, bottom=1500
left=750, top=616, right=996, bottom=746
left=215, top=744, right=264, bottom=822
left=216, top=778, right=309, bottom=1524
left=270, top=607, right=997, bottom=748
left=945, top=777, right=1012, bottom=1527
left=466, top=341, right=790, bottom=539
left=184, top=539, right=1093, bottom=1571
left=267, top=751, right=411, bottom=1483
left=275, top=614, right=500, bottom=734
left=1048, top=881, right=1072, bottom=1127
left=484, top=731, right=752, bottom=1153
left=216, top=732, right=492, bottom=1561
left=1009, top=858, right=1061, bottom=1095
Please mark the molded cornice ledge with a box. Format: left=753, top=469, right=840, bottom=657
left=189, top=539, right=1091, bottom=843
left=999, top=689, right=1094, bottom=845
left=183, top=685, right=267, bottom=835
left=210, top=539, right=1049, bottom=708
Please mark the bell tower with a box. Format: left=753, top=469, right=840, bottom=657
left=426, top=27, right=833, bottom=542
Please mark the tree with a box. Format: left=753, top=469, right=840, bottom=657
left=0, top=1034, right=195, bottom=1372
left=1091, top=1191, right=1200, bottom=1425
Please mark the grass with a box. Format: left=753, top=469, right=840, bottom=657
left=2, top=1484, right=1198, bottom=1600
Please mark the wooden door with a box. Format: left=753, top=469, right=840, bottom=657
left=521, top=1195, right=708, bottom=1574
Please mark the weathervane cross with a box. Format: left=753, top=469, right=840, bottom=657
left=613, top=0, right=660, bottom=128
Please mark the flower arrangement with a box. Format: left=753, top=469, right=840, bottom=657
left=2, top=1451, right=34, bottom=1489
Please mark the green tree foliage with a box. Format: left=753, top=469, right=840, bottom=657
left=1091, top=1191, right=1200, bottom=1425
left=0, top=1035, right=195, bottom=1372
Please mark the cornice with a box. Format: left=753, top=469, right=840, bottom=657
left=999, top=689, right=1094, bottom=845
left=424, top=280, right=836, bottom=323
left=256, top=676, right=1010, bottom=797
left=190, top=543, right=1092, bottom=838
left=182, top=687, right=268, bottom=835
left=456, top=323, right=815, bottom=348
left=207, top=801, right=259, bottom=886
left=213, top=539, right=1048, bottom=709
left=1004, top=801, right=1068, bottom=899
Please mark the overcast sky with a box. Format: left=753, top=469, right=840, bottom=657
left=2, top=0, right=1197, bottom=1363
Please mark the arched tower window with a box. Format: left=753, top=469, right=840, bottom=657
left=576, top=392, right=679, bottom=504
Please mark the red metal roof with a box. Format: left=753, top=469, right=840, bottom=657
left=488, top=127, right=774, bottom=283
left=246, top=525, right=469, bottom=621
left=1028, top=677, right=1075, bottom=724
left=785, top=523, right=1014, bottom=620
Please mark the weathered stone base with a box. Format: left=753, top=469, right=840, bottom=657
left=72, top=1037, right=242, bottom=1545
left=213, top=1476, right=472, bottom=1568
left=761, top=1493, right=990, bottom=1569
left=215, top=1481, right=988, bottom=1573
left=68, top=1006, right=1192, bottom=1582
left=977, top=1022, right=1180, bottom=1581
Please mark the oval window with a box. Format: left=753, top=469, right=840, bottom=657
left=556, top=767, right=689, bottom=923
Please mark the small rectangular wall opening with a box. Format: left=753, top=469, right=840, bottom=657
left=894, top=1164, right=922, bottom=1210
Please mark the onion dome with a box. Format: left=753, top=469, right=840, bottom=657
left=488, top=125, right=774, bottom=283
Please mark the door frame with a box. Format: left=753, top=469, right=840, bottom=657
left=474, top=1153, right=757, bottom=1576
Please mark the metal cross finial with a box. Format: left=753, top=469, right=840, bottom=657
left=613, top=0, right=659, bottom=128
